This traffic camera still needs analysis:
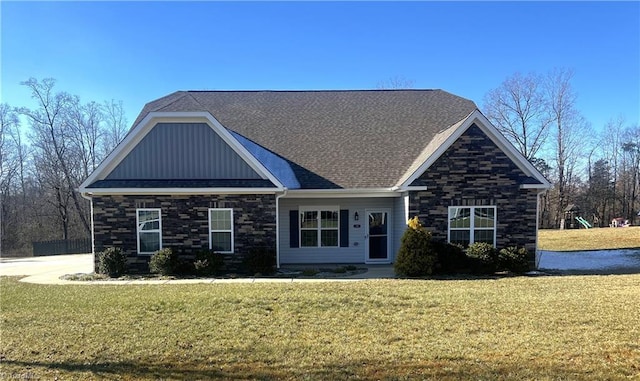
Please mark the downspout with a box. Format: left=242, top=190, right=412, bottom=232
left=275, top=188, right=288, bottom=268
left=80, top=192, right=96, bottom=268
left=535, top=189, right=546, bottom=269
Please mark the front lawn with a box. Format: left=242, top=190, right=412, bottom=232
left=1, top=275, right=639, bottom=380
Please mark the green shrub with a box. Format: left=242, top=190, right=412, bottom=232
left=465, top=242, right=498, bottom=274
left=394, top=216, right=437, bottom=277
left=498, top=246, right=530, bottom=273
left=149, top=248, right=178, bottom=276
left=431, top=240, right=467, bottom=274
left=242, top=246, right=276, bottom=275
left=193, top=249, right=224, bottom=276
left=345, top=265, right=357, bottom=271
left=97, top=247, right=127, bottom=277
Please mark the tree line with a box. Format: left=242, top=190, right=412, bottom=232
left=483, top=68, right=640, bottom=229
left=1, top=78, right=128, bottom=255
left=1, top=73, right=639, bottom=255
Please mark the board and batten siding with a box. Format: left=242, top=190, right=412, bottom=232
left=279, top=197, right=406, bottom=264
left=107, top=122, right=262, bottom=180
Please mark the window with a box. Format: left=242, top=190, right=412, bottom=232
left=209, top=208, right=234, bottom=253
left=300, top=207, right=339, bottom=247
left=137, top=209, right=161, bottom=254
left=448, top=206, right=496, bottom=247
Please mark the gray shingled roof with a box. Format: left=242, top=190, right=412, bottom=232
left=133, top=90, right=477, bottom=189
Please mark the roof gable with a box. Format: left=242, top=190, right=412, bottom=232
left=106, top=122, right=262, bottom=180
left=398, top=110, right=551, bottom=189
left=79, top=112, right=284, bottom=193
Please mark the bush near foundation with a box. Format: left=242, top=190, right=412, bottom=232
left=149, top=248, right=178, bottom=276
left=465, top=242, right=498, bottom=274
left=498, top=246, right=530, bottom=273
left=431, top=240, right=467, bottom=274
left=394, top=216, right=437, bottom=277
left=194, top=249, right=224, bottom=276
left=97, top=247, right=127, bottom=277
left=243, top=246, right=277, bottom=275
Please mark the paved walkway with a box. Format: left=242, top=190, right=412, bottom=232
left=0, top=254, right=396, bottom=285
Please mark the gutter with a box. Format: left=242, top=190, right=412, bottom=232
left=275, top=188, right=288, bottom=268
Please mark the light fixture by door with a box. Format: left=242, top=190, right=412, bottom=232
left=354, top=211, right=359, bottom=221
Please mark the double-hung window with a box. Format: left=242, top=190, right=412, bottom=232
left=300, top=208, right=339, bottom=247
left=209, top=208, right=234, bottom=253
left=137, top=208, right=162, bottom=254
left=448, top=206, right=496, bottom=247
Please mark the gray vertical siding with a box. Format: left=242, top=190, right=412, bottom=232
left=107, top=123, right=262, bottom=180
left=279, top=197, right=404, bottom=264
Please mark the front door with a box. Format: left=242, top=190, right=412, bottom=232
left=366, top=210, right=390, bottom=262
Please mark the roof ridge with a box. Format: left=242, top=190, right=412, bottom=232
left=153, top=91, right=193, bottom=112
left=183, top=89, right=443, bottom=93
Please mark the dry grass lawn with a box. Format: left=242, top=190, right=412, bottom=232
left=538, top=226, right=640, bottom=251
left=1, top=275, right=640, bottom=380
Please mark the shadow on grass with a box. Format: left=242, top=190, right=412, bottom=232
left=3, top=356, right=634, bottom=380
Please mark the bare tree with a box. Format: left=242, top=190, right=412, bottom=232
left=68, top=98, right=104, bottom=179
left=621, top=125, right=640, bottom=224
left=102, top=99, right=129, bottom=156
left=376, top=76, right=416, bottom=89
left=0, top=104, right=21, bottom=255
left=544, top=68, right=591, bottom=227
left=483, top=72, right=551, bottom=160
left=19, top=78, right=91, bottom=236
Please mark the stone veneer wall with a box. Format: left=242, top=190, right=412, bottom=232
left=92, top=194, right=276, bottom=273
left=409, top=124, right=541, bottom=264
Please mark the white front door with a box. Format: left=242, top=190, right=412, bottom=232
left=365, top=209, right=390, bottom=263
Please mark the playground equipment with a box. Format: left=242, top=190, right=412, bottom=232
left=575, top=216, right=592, bottom=229
left=561, top=204, right=593, bottom=229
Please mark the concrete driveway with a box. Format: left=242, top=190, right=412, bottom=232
left=0, top=254, right=93, bottom=284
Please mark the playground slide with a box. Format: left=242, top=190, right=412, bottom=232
left=575, top=216, right=592, bottom=229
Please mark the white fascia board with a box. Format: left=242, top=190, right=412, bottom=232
left=284, top=188, right=401, bottom=198
left=398, top=109, right=551, bottom=189
left=521, top=184, right=550, bottom=189
left=82, top=187, right=282, bottom=196
left=78, top=111, right=284, bottom=191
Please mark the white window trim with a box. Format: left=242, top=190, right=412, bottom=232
left=136, top=208, right=162, bottom=255
left=299, top=206, right=340, bottom=248
left=447, top=206, right=497, bottom=247
left=209, top=208, right=234, bottom=254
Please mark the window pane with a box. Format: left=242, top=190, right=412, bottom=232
left=449, top=230, right=470, bottom=247
left=320, top=230, right=338, bottom=247
left=321, top=211, right=339, bottom=228
left=210, top=210, right=232, bottom=230
left=475, top=208, right=495, bottom=228
left=211, top=232, right=232, bottom=252
left=301, top=230, right=318, bottom=247
left=141, top=220, right=159, bottom=231
left=474, top=230, right=495, bottom=245
left=138, top=210, right=160, bottom=231
left=139, top=232, right=160, bottom=253
left=449, top=207, right=471, bottom=228
left=300, top=211, right=318, bottom=228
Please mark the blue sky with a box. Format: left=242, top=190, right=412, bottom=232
left=1, top=1, right=639, bottom=132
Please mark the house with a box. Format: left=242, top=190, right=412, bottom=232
left=78, top=90, right=551, bottom=272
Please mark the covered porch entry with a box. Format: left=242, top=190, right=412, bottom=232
left=277, top=194, right=408, bottom=266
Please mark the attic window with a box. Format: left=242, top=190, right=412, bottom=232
left=448, top=206, right=496, bottom=247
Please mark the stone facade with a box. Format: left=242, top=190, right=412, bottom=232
left=92, top=194, right=276, bottom=273
left=409, top=124, right=541, bottom=264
